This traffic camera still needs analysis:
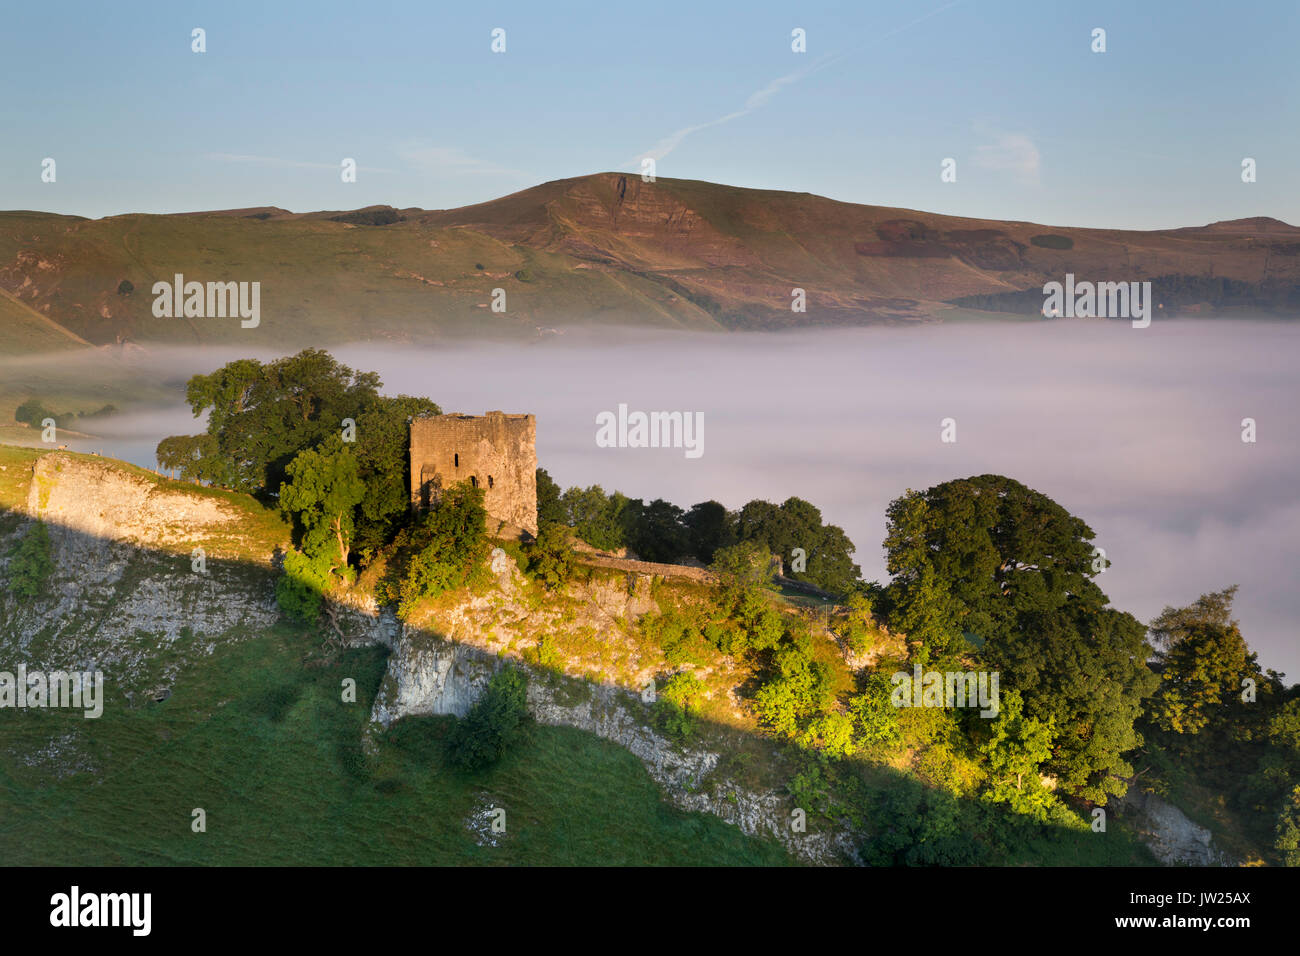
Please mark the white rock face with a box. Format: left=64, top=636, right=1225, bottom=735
left=2, top=455, right=282, bottom=691
left=26, top=453, right=237, bottom=552
left=368, top=625, right=859, bottom=866
left=1116, top=788, right=1234, bottom=866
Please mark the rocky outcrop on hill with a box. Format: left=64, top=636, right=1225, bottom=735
left=1115, top=787, right=1235, bottom=866
left=364, top=574, right=857, bottom=866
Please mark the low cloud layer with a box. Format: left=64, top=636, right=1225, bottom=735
left=23, top=319, right=1300, bottom=678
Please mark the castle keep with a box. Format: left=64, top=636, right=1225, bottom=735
left=410, top=411, right=537, bottom=537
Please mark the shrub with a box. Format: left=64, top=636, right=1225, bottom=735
left=276, top=548, right=331, bottom=623
left=525, top=523, right=575, bottom=589
left=378, top=483, right=488, bottom=617
left=641, top=607, right=712, bottom=666
left=445, top=666, right=533, bottom=771
left=652, top=672, right=705, bottom=743
left=1029, top=234, right=1074, bottom=250
left=839, top=591, right=876, bottom=654
left=8, top=522, right=53, bottom=599
left=14, top=399, right=58, bottom=429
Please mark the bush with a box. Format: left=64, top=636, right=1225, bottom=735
left=378, top=483, right=488, bottom=617
left=445, top=666, right=533, bottom=771
left=14, top=399, right=58, bottom=429
left=8, top=522, right=53, bottom=599
left=640, top=607, right=712, bottom=667
left=1029, top=234, right=1074, bottom=250
left=276, top=549, right=331, bottom=623
left=839, top=592, right=876, bottom=654
left=525, top=523, right=575, bottom=589
left=753, top=642, right=836, bottom=738
left=652, top=672, right=705, bottom=742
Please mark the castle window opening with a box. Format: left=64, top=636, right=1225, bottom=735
left=488, top=475, right=494, bottom=489
left=470, top=475, right=478, bottom=488
left=454, top=453, right=459, bottom=468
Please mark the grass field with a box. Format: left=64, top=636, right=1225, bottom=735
left=0, top=621, right=797, bottom=866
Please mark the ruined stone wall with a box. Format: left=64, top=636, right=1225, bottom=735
left=410, top=411, right=537, bottom=536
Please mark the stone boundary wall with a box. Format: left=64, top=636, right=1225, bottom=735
left=574, top=553, right=717, bottom=586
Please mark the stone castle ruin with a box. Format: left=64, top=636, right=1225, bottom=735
left=410, top=411, right=537, bottom=537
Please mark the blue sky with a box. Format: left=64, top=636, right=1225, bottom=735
left=1, top=0, right=1296, bottom=228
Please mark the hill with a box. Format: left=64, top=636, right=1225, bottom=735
left=2, top=174, right=1299, bottom=350
left=0, top=445, right=1193, bottom=865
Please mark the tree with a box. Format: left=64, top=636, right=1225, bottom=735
left=1151, top=614, right=1261, bottom=737
left=14, top=399, right=58, bottom=429
left=172, top=349, right=383, bottom=495
left=536, top=468, right=565, bottom=528
left=734, top=496, right=860, bottom=594
left=155, top=433, right=222, bottom=483
left=525, top=522, right=575, bottom=589
left=889, top=564, right=965, bottom=668
left=445, top=666, right=533, bottom=771
left=683, top=500, right=735, bottom=563
left=627, top=498, right=690, bottom=562
left=7, top=522, right=53, bottom=599
left=884, top=476, right=1107, bottom=645
left=710, top=541, right=773, bottom=595
left=348, top=395, right=440, bottom=554
left=275, top=548, right=332, bottom=623
left=883, top=476, right=1156, bottom=802
left=838, top=591, right=877, bottom=655
left=279, top=440, right=364, bottom=577
left=1274, top=785, right=1300, bottom=867
left=380, top=482, right=488, bottom=617
left=560, top=485, right=630, bottom=551
left=753, top=640, right=836, bottom=738
left=652, top=672, right=705, bottom=742
left=979, top=689, right=1058, bottom=820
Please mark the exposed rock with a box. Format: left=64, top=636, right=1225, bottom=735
left=1115, top=787, right=1235, bottom=866
left=367, top=623, right=858, bottom=866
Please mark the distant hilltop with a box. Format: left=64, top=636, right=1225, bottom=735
left=3, top=172, right=1299, bottom=351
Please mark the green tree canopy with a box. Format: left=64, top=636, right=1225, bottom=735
left=279, top=439, right=365, bottom=577
left=683, top=499, right=736, bottom=563
left=165, top=349, right=385, bottom=494
left=883, top=476, right=1156, bottom=802
left=734, top=496, right=860, bottom=594
left=1149, top=587, right=1265, bottom=737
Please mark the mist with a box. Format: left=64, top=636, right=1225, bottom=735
left=13, top=319, right=1300, bottom=678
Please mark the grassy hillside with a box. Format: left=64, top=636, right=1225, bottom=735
left=2, top=173, right=1297, bottom=350
left=0, top=446, right=1171, bottom=866
left=0, top=623, right=795, bottom=866
left=0, top=287, right=88, bottom=354
left=0, top=444, right=797, bottom=865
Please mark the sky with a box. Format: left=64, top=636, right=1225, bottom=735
left=1, top=0, right=1296, bottom=229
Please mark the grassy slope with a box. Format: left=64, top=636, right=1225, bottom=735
left=0, top=444, right=794, bottom=865
left=3, top=173, right=1295, bottom=349
left=0, top=626, right=794, bottom=866
left=0, top=447, right=1164, bottom=866
left=0, top=207, right=720, bottom=350
left=0, top=287, right=88, bottom=354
